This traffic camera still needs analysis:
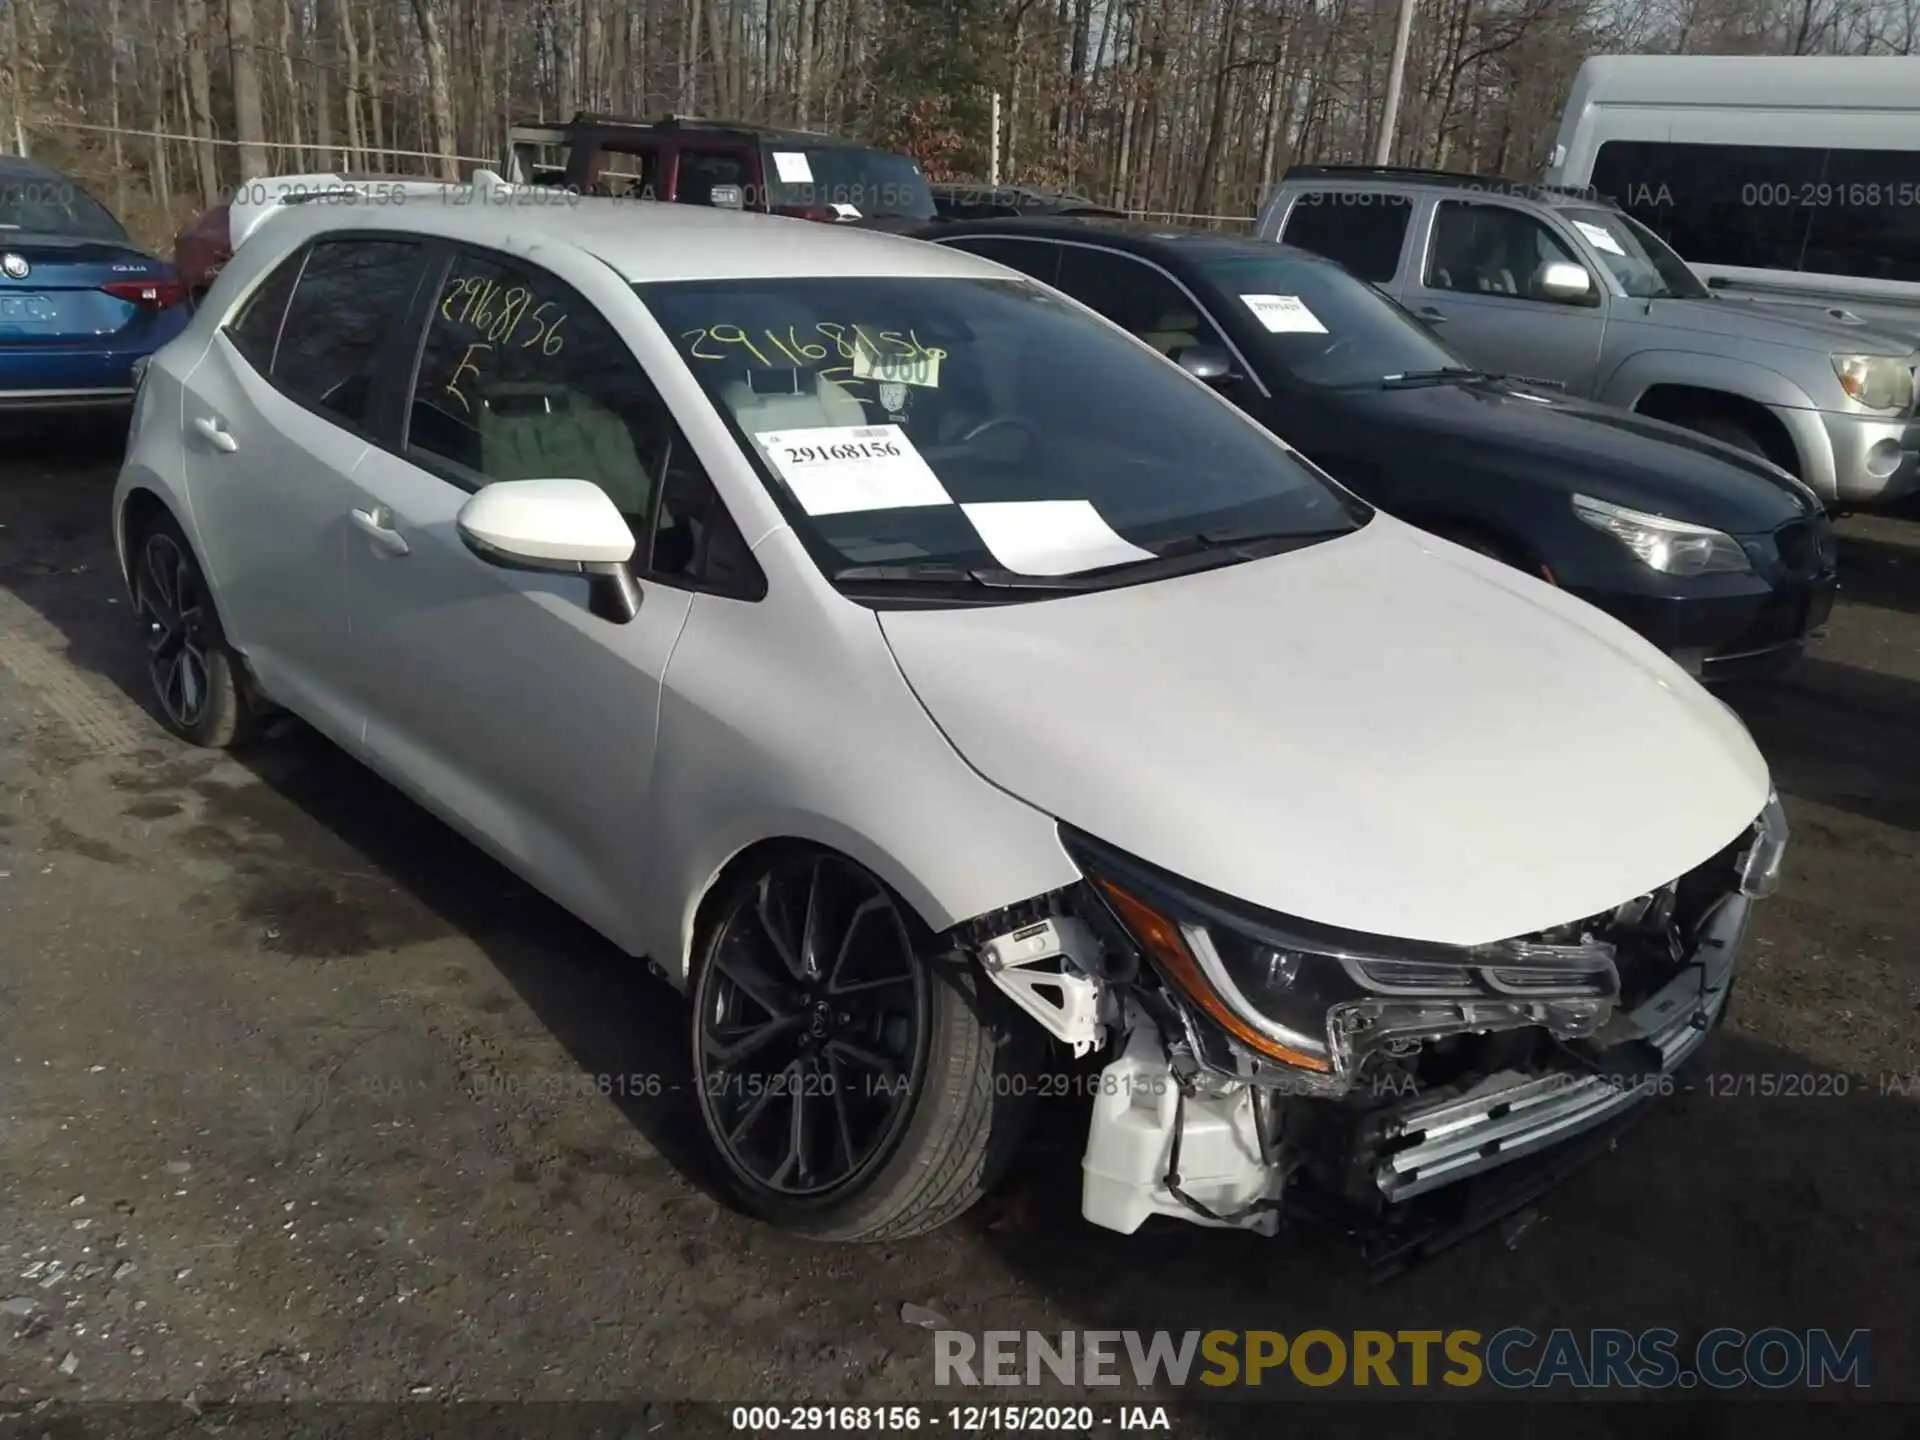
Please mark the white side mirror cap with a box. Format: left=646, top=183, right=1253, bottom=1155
left=457, top=478, right=635, bottom=568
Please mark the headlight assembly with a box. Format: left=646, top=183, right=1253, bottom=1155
left=1571, top=493, right=1752, bottom=577
left=1063, top=829, right=1621, bottom=1088
left=1831, top=353, right=1914, bottom=413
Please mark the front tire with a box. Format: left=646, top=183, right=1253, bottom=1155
left=131, top=514, right=260, bottom=749
left=1672, top=411, right=1781, bottom=469
left=690, top=848, right=1036, bottom=1240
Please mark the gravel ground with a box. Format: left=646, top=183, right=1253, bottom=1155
left=1, top=427, right=1916, bottom=1429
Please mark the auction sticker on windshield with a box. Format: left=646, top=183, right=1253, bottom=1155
left=1241, top=294, right=1327, bottom=334
left=755, top=424, right=952, bottom=516
left=853, top=342, right=941, bottom=388
left=959, top=499, right=1155, bottom=576
left=1574, top=220, right=1626, bottom=256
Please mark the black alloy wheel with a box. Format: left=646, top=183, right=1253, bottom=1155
left=695, top=852, right=931, bottom=1200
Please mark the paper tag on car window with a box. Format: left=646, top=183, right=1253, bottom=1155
left=960, top=500, right=1156, bottom=576
left=755, top=425, right=951, bottom=516
left=1573, top=220, right=1626, bottom=256
left=1241, top=294, right=1327, bottom=334
left=772, top=151, right=814, bottom=184
left=853, top=343, right=941, bottom=389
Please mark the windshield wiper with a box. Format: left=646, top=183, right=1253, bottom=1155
left=1150, top=524, right=1357, bottom=560
left=831, top=526, right=1357, bottom=593
left=1379, top=367, right=1505, bottom=389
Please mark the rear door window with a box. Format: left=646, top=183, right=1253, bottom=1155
left=271, top=238, right=425, bottom=427
left=1278, top=192, right=1412, bottom=283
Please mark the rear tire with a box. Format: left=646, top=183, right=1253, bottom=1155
left=690, top=847, right=1037, bottom=1241
left=130, top=513, right=261, bottom=750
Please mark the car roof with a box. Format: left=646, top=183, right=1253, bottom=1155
left=264, top=193, right=1004, bottom=284
left=921, top=215, right=1341, bottom=268
left=1279, top=165, right=1617, bottom=211
left=1569, top=53, right=1920, bottom=109
left=0, top=156, right=71, bottom=183
left=549, top=112, right=887, bottom=151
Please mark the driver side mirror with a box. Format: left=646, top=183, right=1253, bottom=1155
left=1176, top=345, right=1237, bottom=387
left=457, top=478, right=644, bottom=625
left=1537, top=261, right=1594, bottom=304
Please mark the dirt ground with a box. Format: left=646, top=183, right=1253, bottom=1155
left=1, top=425, right=1917, bottom=1429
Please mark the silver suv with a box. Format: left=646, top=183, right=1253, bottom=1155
left=1257, top=165, right=1920, bottom=509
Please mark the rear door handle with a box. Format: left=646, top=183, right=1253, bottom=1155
left=1416, top=306, right=1449, bottom=323
left=192, top=415, right=238, bottom=452
left=350, top=506, right=410, bottom=556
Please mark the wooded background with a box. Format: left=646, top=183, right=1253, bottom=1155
left=4, top=0, right=1920, bottom=243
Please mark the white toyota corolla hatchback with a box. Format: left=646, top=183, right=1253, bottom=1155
left=114, top=175, right=1788, bottom=1249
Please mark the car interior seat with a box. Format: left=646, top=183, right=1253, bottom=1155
left=473, top=381, right=653, bottom=522
left=723, top=371, right=869, bottom=437
left=1139, top=308, right=1203, bottom=358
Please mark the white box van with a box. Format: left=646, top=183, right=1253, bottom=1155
left=1543, top=55, right=1920, bottom=345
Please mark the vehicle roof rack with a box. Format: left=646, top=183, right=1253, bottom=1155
left=1282, top=163, right=1604, bottom=203
left=560, top=110, right=846, bottom=141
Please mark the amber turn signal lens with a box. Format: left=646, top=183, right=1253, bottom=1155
left=1095, top=878, right=1332, bottom=1074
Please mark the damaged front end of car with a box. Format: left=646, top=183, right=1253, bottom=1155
left=962, top=794, right=1789, bottom=1245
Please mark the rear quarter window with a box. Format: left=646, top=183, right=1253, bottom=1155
left=225, top=248, right=306, bottom=374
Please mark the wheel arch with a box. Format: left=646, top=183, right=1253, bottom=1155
left=674, top=823, right=992, bottom=993
left=1631, top=383, right=1803, bottom=474
left=115, top=484, right=173, bottom=590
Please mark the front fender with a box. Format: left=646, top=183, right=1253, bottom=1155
left=1597, top=348, right=1837, bottom=496
left=638, top=533, right=1082, bottom=988
left=1597, top=348, right=1820, bottom=414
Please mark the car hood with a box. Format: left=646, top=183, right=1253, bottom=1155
left=1642, top=294, right=1918, bottom=358
left=1331, top=380, right=1819, bottom=530
left=878, top=514, right=1770, bottom=946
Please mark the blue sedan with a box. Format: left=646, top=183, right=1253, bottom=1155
left=1, top=157, right=192, bottom=414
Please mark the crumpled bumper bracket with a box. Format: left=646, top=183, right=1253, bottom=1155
left=1373, top=891, right=1747, bottom=1203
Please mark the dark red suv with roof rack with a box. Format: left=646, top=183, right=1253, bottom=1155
left=505, top=113, right=938, bottom=233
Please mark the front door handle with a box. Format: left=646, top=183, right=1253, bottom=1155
left=192, top=415, right=239, bottom=452
left=1415, top=306, right=1449, bottom=323
left=350, top=506, right=410, bottom=556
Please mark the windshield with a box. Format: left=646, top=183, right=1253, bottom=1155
left=763, top=147, right=936, bottom=221
left=1194, top=254, right=1461, bottom=386
left=1563, top=208, right=1708, bottom=300
left=639, top=276, right=1366, bottom=584
left=0, top=174, right=128, bottom=240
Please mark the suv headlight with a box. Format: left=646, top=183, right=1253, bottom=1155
left=1571, top=493, right=1752, bottom=576
left=1831, top=353, right=1914, bottom=412
left=1063, top=829, right=1619, bottom=1085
